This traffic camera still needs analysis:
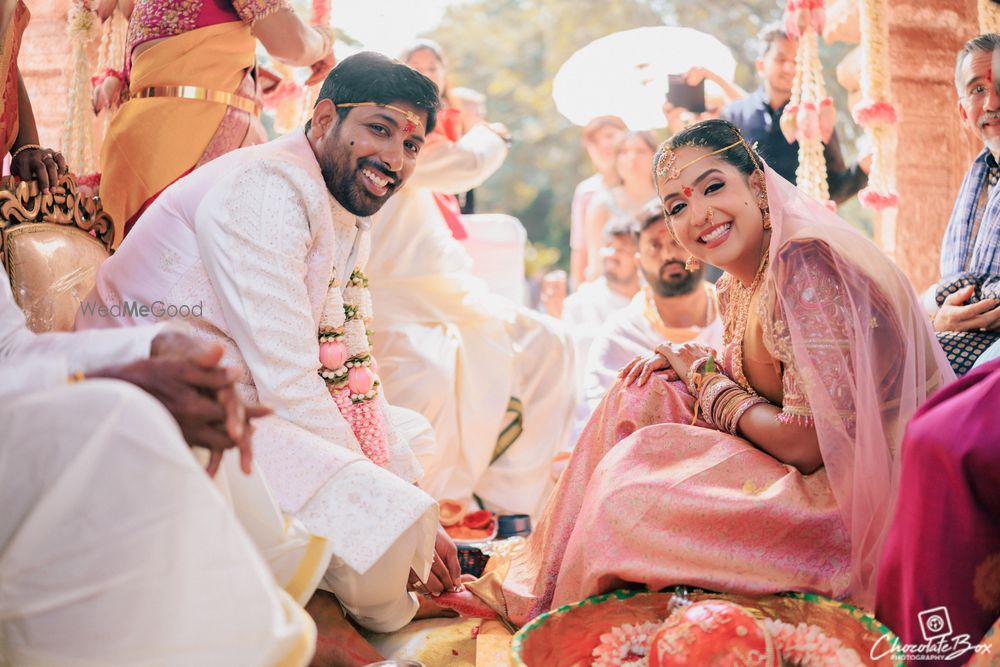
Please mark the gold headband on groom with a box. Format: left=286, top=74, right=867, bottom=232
left=335, top=102, right=424, bottom=133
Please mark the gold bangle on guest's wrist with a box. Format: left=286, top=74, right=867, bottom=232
left=10, top=143, right=42, bottom=160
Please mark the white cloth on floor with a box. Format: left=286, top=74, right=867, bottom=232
left=366, top=126, right=576, bottom=517
left=562, top=276, right=634, bottom=443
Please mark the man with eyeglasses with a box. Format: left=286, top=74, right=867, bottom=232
left=930, top=33, right=1000, bottom=372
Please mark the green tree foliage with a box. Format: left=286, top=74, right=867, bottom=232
left=428, top=0, right=867, bottom=266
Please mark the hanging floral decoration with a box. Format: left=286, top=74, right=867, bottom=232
left=853, top=0, right=899, bottom=211
left=780, top=0, right=834, bottom=206
left=63, top=0, right=100, bottom=176
left=318, top=267, right=389, bottom=467
left=91, top=8, right=128, bottom=127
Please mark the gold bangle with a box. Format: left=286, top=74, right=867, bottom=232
left=10, top=143, right=42, bottom=160
left=67, top=370, right=86, bottom=384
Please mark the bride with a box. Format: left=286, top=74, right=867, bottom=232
left=459, top=119, right=951, bottom=622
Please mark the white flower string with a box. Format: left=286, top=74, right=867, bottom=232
left=780, top=0, right=833, bottom=206
left=854, top=0, right=900, bottom=212
left=318, top=266, right=389, bottom=466
left=63, top=0, right=100, bottom=175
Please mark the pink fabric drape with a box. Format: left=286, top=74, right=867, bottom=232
left=762, top=167, right=953, bottom=607
left=454, top=165, right=951, bottom=624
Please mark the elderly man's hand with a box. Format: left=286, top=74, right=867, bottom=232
left=10, top=146, right=67, bottom=193
left=93, top=333, right=270, bottom=475
left=933, top=285, right=1000, bottom=332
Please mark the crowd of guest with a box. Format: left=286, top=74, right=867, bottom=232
left=3, top=0, right=1000, bottom=663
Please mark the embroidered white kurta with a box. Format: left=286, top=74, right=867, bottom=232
left=76, top=131, right=438, bottom=591
left=366, top=125, right=576, bottom=517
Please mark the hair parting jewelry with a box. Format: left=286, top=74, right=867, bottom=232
left=654, top=139, right=742, bottom=181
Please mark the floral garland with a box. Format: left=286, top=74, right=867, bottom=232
left=761, top=619, right=866, bottom=666
left=854, top=0, right=899, bottom=212
left=63, top=0, right=100, bottom=175
left=590, top=617, right=866, bottom=667
left=780, top=0, right=833, bottom=206
left=591, top=622, right=661, bottom=667
left=318, top=267, right=389, bottom=466
left=92, top=9, right=128, bottom=122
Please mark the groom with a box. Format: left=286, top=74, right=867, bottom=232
left=77, top=52, right=458, bottom=661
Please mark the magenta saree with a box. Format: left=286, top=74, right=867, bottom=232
left=877, top=357, right=1000, bottom=666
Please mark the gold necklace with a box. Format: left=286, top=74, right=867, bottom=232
left=723, top=250, right=770, bottom=394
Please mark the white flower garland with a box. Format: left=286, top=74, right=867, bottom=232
left=318, top=268, right=379, bottom=401
left=318, top=267, right=389, bottom=466
left=63, top=0, right=100, bottom=174
left=781, top=1, right=833, bottom=206
left=854, top=0, right=900, bottom=212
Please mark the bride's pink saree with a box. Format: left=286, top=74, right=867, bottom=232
left=461, top=167, right=951, bottom=624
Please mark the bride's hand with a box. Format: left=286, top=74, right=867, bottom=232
left=620, top=351, right=678, bottom=387
left=655, top=342, right=717, bottom=381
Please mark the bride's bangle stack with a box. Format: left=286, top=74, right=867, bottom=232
left=687, top=356, right=768, bottom=436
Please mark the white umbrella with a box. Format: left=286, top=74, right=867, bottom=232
left=552, top=26, right=737, bottom=131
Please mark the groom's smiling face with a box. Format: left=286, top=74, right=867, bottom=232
left=310, top=100, right=428, bottom=216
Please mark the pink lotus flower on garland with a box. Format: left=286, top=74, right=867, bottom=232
left=851, top=99, right=898, bottom=127
left=859, top=187, right=899, bottom=211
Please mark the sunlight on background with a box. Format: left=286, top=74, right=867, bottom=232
left=332, top=0, right=462, bottom=55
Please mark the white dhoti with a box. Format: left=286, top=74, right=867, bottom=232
left=373, top=288, right=576, bottom=518
left=0, top=380, right=314, bottom=667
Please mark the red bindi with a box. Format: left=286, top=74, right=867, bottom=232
left=682, top=185, right=693, bottom=197
left=402, top=121, right=416, bottom=134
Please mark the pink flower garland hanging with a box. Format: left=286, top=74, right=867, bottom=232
left=318, top=267, right=389, bottom=467
left=780, top=0, right=834, bottom=206
left=853, top=0, right=899, bottom=211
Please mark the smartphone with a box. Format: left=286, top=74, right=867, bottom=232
left=667, top=74, right=706, bottom=114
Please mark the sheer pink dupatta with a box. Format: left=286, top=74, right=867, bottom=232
left=761, top=166, right=953, bottom=608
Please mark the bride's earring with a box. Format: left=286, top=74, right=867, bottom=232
left=685, top=256, right=701, bottom=272
left=757, top=192, right=772, bottom=231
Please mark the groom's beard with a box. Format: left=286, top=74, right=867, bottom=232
left=318, top=137, right=399, bottom=217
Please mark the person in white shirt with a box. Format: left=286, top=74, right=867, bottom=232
left=562, top=218, right=639, bottom=441
left=569, top=115, right=627, bottom=289
left=583, top=207, right=724, bottom=415
left=0, top=269, right=317, bottom=667
left=75, top=53, right=460, bottom=661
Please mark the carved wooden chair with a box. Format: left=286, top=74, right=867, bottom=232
left=0, top=174, right=115, bottom=332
